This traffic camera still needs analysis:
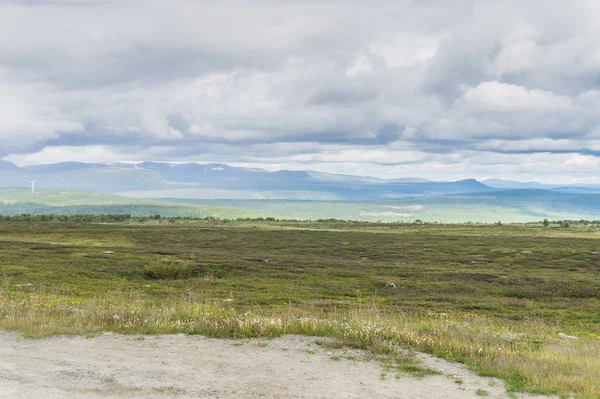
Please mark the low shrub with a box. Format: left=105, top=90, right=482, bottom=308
left=144, top=259, right=198, bottom=280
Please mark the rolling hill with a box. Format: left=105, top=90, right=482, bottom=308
left=0, top=161, right=494, bottom=200
left=0, top=161, right=598, bottom=222
left=166, top=189, right=600, bottom=223
left=1, top=186, right=598, bottom=223
left=0, top=188, right=258, bottom=219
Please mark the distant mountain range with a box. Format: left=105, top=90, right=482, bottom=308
left=482, top=178, right=600, bottom=193
left=0, top=160, right=599, bottom=201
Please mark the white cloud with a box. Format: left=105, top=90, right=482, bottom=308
left=1, top=0, right=600, bottom=183
left=489, top=25, right=539, bottom=77
left=346, top=54, right=374, bottom=77
left=475, top=138, right=600, bottom=152
left=460, top=81, right=571, bottom=112
left=5, top=145, right=121, bottom=166
left=371, top=32, right=441, bottom=68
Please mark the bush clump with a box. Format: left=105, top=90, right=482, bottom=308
left=144, top=259, right=198, bottom=280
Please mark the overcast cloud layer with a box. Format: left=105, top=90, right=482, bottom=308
left=2, top=0, right=600, bottom=183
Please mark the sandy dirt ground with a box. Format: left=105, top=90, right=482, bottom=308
left=0, top=332, right=556, bottom=399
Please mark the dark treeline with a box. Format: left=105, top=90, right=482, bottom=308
left=0, top=214, right=134, bottom=223
left=0, top=214, right=285, bottom=224
left=1, top=213, right=600, bottom=227
left=0, top=214, right=353, bottom=224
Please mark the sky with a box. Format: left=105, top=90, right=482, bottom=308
left=2, top=0, right=600, bottom=183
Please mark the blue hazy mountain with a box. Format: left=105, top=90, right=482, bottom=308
left=483, top=178, right=600, bottom=193
left=0, top=161, right=598, bottom=201
left=0, top=161, right=599, bottom=221
left=0, top=161, right=493, bottom=200
left=0, top=161, right=19, bottom=172
left=482, top=178, right=557, bottom=189
left=26, top=161, right=111, bottom=173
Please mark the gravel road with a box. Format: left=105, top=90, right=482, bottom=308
left=0, top=332, right=556, bottom=399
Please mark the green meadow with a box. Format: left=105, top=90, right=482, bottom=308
left=1, top=219, right=599, bottom=398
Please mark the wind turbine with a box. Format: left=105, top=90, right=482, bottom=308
left=29, top=180, right=36, bottom=194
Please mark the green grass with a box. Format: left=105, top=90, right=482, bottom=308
left=382, top=355, right=443, bottom=378
left=0, top=219, right=599, bottom=397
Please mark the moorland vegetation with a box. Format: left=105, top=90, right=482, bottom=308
left=0, top=218, right=599, bottom=398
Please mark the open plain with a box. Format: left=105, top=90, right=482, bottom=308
left=0, top=219, right=599, bottom=398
